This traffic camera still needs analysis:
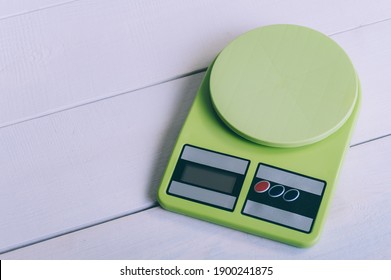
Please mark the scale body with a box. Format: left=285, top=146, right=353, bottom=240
left=157, top=25, right=360, bottom=247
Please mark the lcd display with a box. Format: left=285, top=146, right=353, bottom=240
left=181, top=163, right=237, bottom=194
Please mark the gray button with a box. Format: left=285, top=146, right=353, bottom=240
left=283, top=189, right=300, bottom=202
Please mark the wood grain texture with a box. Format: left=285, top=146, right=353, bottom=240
left=332, top=20, right=391, bottom=144
left=0, top=0, right=76, bottom=19
left=2, top=136, right=390, bottom=259
left=1, top=0, right=391, bottom=127
left=0, top=73, right=202, bottom=253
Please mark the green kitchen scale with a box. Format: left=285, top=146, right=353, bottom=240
left=157, top=24, right=360, bottom=247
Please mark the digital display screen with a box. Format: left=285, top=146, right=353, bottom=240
left=181, top=163, right=237, bottom=194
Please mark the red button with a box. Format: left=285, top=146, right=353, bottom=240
left=254, top=180, right=270, bottom=193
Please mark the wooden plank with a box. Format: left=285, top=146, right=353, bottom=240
left=2, top=136, right=390, bottom=259
left=0, top=72, right=203, bottom=253
left=2, top=0, right=391, bottom=126
left=332, top=21, right=391, bottom=145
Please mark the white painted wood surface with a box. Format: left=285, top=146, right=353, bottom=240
left=2, top=0, right=391, bottom=127
left=0, top=0, right=390, bottom=259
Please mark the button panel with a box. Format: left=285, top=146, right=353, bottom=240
left=242, top=163, right=326, bottom=233
left=254, top=180, right=301, bottom=201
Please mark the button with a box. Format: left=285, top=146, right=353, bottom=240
left=268, top=185, right=285, bottom=197
left=254, top=180, right=270, bottom=193
left=283, top=189, right=300, bottom=202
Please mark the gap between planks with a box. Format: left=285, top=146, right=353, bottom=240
left=0, top=68, right=207, bottom=130
left=0, top=0, right=80, bottom=21
left=0, top=202, right=159, bottom=255
left=329, top=16, right=391, bottom=36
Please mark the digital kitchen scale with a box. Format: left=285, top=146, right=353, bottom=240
left=157, top=24, right=360, bottom=247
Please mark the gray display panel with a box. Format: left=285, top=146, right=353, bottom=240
left=181, top=145, right=248, bottom=174
left=181, top=163, right=237, bottom=194
left=169, top=181, right=236, bottom=210
left=243, top=200, right=313, bottom=232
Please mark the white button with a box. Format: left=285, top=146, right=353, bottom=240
left=268, top=185, right=285, bottom=198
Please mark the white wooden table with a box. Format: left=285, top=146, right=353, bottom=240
left=1, top=0, right=390, bottom=259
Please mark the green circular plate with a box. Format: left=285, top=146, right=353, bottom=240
left=210, top=24, right=358, bottom=148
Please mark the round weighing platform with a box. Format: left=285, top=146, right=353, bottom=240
left=210, top=24, right=358, bottom=148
